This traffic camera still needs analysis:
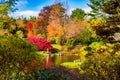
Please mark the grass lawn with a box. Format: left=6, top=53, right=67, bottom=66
left=61, top=62, right=80, bottom=69
left=52, top=44, right=61, bottom=50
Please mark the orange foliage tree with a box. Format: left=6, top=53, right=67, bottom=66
left=49, top=3, right=65, bottom=26
left=36, top=3, right=65, bottom=39
left=16, top=18, right=25, bottom=28
left=48, top=3, right=66, bottom=44
left=47, top=24, right=57, bottom=41
left=47, top=24, right=64, bottom=44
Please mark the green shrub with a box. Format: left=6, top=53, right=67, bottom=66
left=79, top=46, right=88, bottom=63
left=80, top=43, right=120, bottom=80
left=72, top=38, right=81, bottom=46
left=0, top=36, right=41, bottom=79
left=89, top=41, right=105, bottom=48
left=79, top=28, right=94, bottom=45
left=72, top=27, right=103, bottom=46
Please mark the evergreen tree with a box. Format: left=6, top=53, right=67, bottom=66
left=89, top=0, right=120, bottom=42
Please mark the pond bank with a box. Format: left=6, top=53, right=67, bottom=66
left=37, top=52, right=80, bottom=68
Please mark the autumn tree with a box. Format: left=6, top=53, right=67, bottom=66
left=64, top=19, right=88, bottom=45
left=49, top=3, right=65, bottom=27
left=47, top=24, right=57, bottom=41
left=37, top=3, right=66, bottom=43
left=47, top=24, right=65, bottom=44
left=49, top=3, right=66, bottom=45
left=26, top=21, right=37, bottom=37
left=46, top=3, right=88, bottom=45
left=16, top=18, right=25, bottom=28
left=36, top=6, right=51, bottom=37
left=14, top=18, right=29, bottom=37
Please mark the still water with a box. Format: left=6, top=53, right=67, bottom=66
left=42, top=54, right=80, bottom=68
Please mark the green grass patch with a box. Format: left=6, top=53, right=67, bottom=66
left=52, top=44, right=61, bottom=50
left=36, top=51, right=49, bottom=57
left=61, top=62, right=80, bottom=69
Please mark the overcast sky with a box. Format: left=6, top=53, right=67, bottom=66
left=9, top=0, right=91, bottom=18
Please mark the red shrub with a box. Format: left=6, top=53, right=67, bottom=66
left=26, top=36, right=53, bottom=51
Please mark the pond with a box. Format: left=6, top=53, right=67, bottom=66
left=42, top=54, right=80, bottom=68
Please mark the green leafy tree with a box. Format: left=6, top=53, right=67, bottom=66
left=71, top=8, right=86, bottom=20
left=0, top=0, right=18, bottom=35
left=0, top=0, right=17, bottom=17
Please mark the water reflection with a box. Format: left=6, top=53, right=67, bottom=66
left=42, top=54, right=79, bottom=68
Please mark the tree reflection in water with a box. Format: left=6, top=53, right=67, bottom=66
left=42, top=54, right=79, bottom=68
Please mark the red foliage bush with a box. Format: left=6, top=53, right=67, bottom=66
left=26, top=36, right=53, bottom=51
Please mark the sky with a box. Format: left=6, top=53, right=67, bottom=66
left=9, top=0, right=91, bottom=18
